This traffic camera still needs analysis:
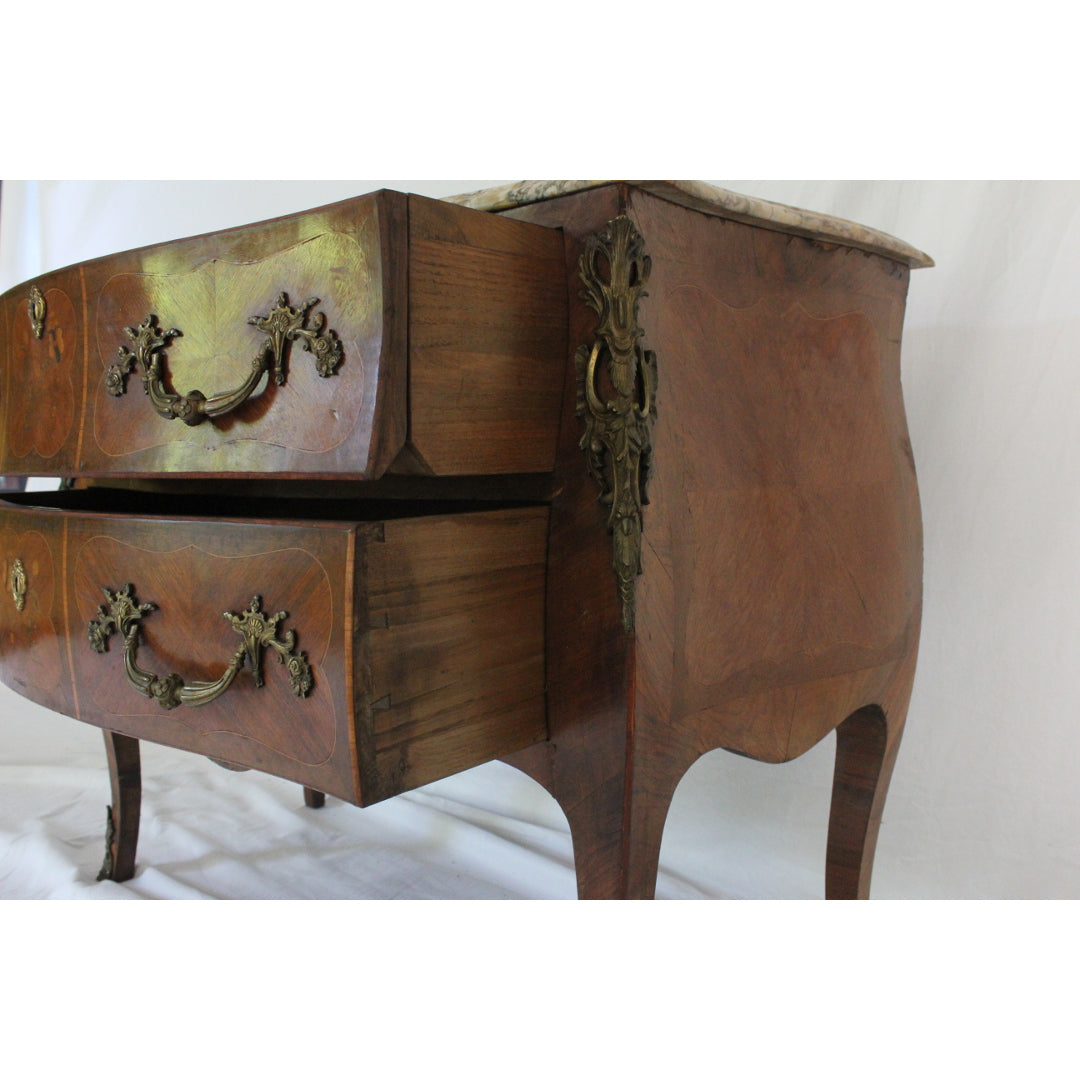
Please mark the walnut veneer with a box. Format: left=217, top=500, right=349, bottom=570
left=0, top=182, right=930, bottom=898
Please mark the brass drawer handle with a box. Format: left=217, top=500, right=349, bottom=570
left=87, top=585, right=313, bottom=710
left=105, top=292, right=343, bottom=427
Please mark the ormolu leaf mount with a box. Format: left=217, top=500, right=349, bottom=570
left=575, top=216, right=658, bottom=633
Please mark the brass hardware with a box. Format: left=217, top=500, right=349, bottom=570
left=105, top=292, right=343, bottom=426
left=225, top=594, right=314, bottom=697
left=28, top=286, right=46, bottom=338
left=575, top=216, right=658, bottom=633
left=9, top=559, right=26, bottom=612
left=87, top=584, right=313, bottom=710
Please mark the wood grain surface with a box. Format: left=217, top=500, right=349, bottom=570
left=0, top=191, right=409, bottom=479
left=403, top=195, right=568, bottom=475
left=0, top=494, right=550, bottom=813
left=498, top=185, right=639, bottom=898
left=361, top=507, right=549, bottom=803
left=0, top=190, right=569, bottom=481
left=0, top=515, right=71, bottom=716
left=501, top=183, right=923, bottom=898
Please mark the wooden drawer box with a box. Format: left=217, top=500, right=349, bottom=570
left=0, top=492, right=548, bottom=804
left=0, top=193, right=567, bottom=480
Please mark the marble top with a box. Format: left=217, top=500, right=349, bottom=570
left=445, top=180, right=933, bottom=268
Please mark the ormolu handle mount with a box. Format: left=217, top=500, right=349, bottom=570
left=105, top=293, right=343, bottom=426
left=87, top=584, right=313, bottom=710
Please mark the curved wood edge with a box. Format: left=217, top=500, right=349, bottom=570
left=98, top=731, right=141, bottom=883
left=826, top=705, right=907, bottom=899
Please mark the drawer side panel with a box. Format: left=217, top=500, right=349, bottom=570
left=404, top=196, right=568, bottom=476
left=362, top=507, right=548, bottom=802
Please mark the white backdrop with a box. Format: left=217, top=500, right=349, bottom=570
left=2, top=179, right=1077, bottom=900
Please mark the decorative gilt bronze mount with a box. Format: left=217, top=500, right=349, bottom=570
left=87, top=584, right=313, bottom=710
left=28, top=287, right=46, bottom=339
left=576, top=216, right=658, bottom=633
left=105, top=292, right=343, bottom=426
left=9, top=559, right=27, bottom=612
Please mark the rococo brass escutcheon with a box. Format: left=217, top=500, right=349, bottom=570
left=28, top=287, right=46, bottom=339
left=87, top=584, right=313, bottom=710
left=105, top=292, right=344, bottom=426
left=9, top=559, right=27, bottom=611
left=575, top=216, right=658, bottom=633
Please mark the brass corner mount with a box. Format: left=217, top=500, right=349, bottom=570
left=576, top=216, right=658, bottom=634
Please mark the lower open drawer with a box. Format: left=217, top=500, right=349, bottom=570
left=0, top=491, right=548, bottom=805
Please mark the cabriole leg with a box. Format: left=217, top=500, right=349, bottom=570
left=826, top=706, right=905, bottom=900
left=565, top=769, right=683, bottom=900
left=97, top=731, right=141, bottom=883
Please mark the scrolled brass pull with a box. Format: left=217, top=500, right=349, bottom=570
left=105, top=292, right=343, bottom=426
left=87, top=584, right=313, bottom=710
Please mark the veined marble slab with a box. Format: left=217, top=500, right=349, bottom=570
left=445, top=180, right=934, bottom=268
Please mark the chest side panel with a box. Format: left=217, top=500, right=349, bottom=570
left=629, top=190, right=922, bottom=762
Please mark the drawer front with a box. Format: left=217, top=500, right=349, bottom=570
left=0, top=498, right=548, bottom=804
left=0, top=192, right=568, bottom=481
left=0, top=517, right=73, bottom=717
left=41, top=506, right=356, bottom=797
left=0, top=191, right=408, bottom=480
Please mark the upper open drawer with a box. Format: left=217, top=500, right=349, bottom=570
left=0, top=191, right=567, bottom=479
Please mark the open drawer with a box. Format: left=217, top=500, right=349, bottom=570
left=0, top=490, right=548, bottom=804
left=0, top=192, right=567, bottom=480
